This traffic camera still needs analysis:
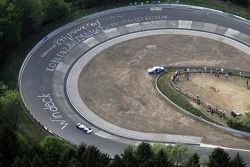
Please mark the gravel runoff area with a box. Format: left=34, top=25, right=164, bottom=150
left=78, top=35, right=250, bottom=149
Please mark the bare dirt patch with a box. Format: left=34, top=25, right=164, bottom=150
left=78, top=35, right=250, bottom=148
left=177, top=73, right=250, bottom=114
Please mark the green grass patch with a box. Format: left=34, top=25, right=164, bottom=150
left=18, top=103, right=48, bottom=143
left=157, top=73, right=214, bottom=122
left=0, top=90, right=48, bottom=143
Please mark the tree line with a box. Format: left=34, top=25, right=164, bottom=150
left=223, top=0, right=250, bottom=7
left=0, top=83, right=246, bottom=167
left=0, top=134, right=247, bottom=167
left=0, top=0, right=71, bottom=63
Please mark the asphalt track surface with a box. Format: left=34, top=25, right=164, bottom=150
left=19, top=4, right=250, bottom=163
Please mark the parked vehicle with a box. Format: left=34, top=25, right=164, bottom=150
left=231, top=110, right=241, bottom=118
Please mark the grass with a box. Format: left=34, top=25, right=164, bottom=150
left=17, top=104, right=48, bottom=143
left=0, top=0, right=250, bottom=143
left=157, top=73, right=215, bottom=122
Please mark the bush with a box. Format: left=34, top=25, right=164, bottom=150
left=0, top=90, right=21, bottom=129
left=40, top=136, right=73, bottom=167
left=227, top=113, right=250, bottom=132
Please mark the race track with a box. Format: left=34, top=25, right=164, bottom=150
left=19, top=4, right=250, bottom=162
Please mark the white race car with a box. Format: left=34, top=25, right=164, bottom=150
left=148, top=66, right=165, bottom=74
left=76, top=123, right=92, bottom=134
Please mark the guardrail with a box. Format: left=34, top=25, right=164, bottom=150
left=155, top=66, right=250, bottom=139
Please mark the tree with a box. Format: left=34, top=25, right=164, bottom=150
left=0, top=92, right=22, bottom=167
left=84, top=145, right=110, bottom=167
left=0, top=0, right=21, bottom=64
left=16, top=0, right=43, bottom=36
left=208, top=148, right=231, bottom=167
left=59, top=147, right=76, bottom=167
left=43, top=0, right=70, bottom=23
left=30, top=153, right=46, bottom=167
left=153, top=149, right=173, bottom=167
left=185, top=153, right=200, bottom=167
left=230, top=153, right=246, bottom=167
left=168, top=144, right=194, bottom=166
left=0, top=81, right=8, bottom=95
left=200, top=155, right=209, bottom=167
left=40, top=136, right=73, bottom=167
left=230, top=0, right=250, bottom=7
left=68, top=157, right=80, bottom=167
left=74, top=143, right=86, bottom=167
left=84, top=0, right=103, bottom=8
left=0, top=126, right=18, bottom=167
left=99, top=153, right=111, bottom=167
left=12, top=155, right=29, bottom=167
left=122, top=146, right=138, bottom=167
left=110, top=155, right=124, bottom=167
left=0, top=0, right=22, bottom=47
left=83, top=0, right=135, bottom=8
left=152, top=143, right=166, bottom=154
left=0, top=91, right=22, bottom=129
left=136, top=142, right=154, bottom=167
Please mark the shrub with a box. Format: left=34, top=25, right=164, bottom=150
left=227, top=113, right=250, bottom=132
